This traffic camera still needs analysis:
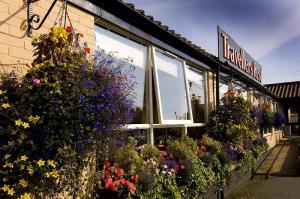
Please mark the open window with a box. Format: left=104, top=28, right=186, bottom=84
left=152, top=48, right=193, bottom=124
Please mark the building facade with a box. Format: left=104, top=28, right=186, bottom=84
left=0, top=0, right=283, bottom=148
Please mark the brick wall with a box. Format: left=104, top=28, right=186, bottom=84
left=0, top=0, right=94, bottom=73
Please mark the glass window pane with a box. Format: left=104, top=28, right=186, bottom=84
left=154, top=128, right=182, bottom=148
left=155, top=51, right=189, bottom=121
left=219, top=81, right=228, bottom=99
left=187, top=68, right=206, bottom=123
left=95, top=26, right=148, bottom=124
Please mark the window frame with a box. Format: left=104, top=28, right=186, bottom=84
left=152, top=47, right=193, bottom=125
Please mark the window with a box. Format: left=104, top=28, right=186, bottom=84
left=219, top=81, right=228, bottom=99
left=95, top=26, right=148, bottom=124
left=94, top=24, right=209, bottom=145
left=153, top=50, right=192, bottom=124
left=187, top=68, right=206, bottom=123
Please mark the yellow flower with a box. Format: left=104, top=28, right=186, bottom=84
left=15, top=119, right=23, bottom=126
left=1, top=184, right=10, bottom=192
left=28, top=115, right=35, bottom=122
left=1, top=103, right=10, bottom=109
left=4, top=154, right=11, bottom=159
left=8, top=141, right=14, bottom=146
left=45, top=172, right=51, bottom=178
left=33, top=63, right=41, bottom=69
left=20, top=155, right=28, bottom=161
left=20, top=164, right=25, bottom=171
left=19, top=179, right=28, bottom=188
left=37, top=159, right=45, bottom=167
left=7, top=188, right=15, bottom=196
left=19, top=193, right=31, bottom=199
left=2, top=178, right=7, bottom=182
left=0, top=89, right=6, bottom=95
left=27, top=165, right=34, bottom=175
left=3, top=162, right=13, bottom=168
left=32, top=35, right=38, bottom=43
left=28, top=168, right=34, bottom=175
left=28, top=115, right=40, bottom=123
left=50, top=170, right=59, bottom=178
left=22, top=122, right=30, bottom=129
left=47, top=160, right=56, bottom=168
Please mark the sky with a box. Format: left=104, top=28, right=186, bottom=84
left=123, top=0, right=300, bottom=84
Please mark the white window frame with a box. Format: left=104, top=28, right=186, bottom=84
left=152, top=47, right=193, bottom=125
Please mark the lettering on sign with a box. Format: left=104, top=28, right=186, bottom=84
left=218, top=26, right=262, bottom=83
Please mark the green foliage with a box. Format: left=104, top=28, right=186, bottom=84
left=134, top=173, right=180, bottom=199
left=184, top=159, right=215, bottom=199
left=114, top=138, right=143, bottom=176
left=166, top=136, right=198, bottom=159
left=201, top=134, right=222, bottom=154
left=140, top=144, right=161, bottom=163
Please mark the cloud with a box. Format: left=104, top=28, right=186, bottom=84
left=254, top=6, right=300, bottom=60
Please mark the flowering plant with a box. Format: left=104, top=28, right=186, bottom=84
left=98, top=165, right=138, bottom=194
left=1, top=25, right=135, bottom=198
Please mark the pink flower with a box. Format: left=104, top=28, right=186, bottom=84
left=32, top=79, right=41, bottom=85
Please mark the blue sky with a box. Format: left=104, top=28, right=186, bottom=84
left=124, top=0, right=300, bottom=84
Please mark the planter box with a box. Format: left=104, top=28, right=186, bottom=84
left=203, top=149, right=271, bottom=199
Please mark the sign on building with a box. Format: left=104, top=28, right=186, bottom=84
left=218, top=26, right=262, bottom=83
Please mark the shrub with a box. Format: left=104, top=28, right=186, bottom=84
left=208, top=96, right=257, bottom=144
left=167, top=138, right=215, bottom=198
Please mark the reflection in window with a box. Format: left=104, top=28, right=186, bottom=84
left=154, top=51, right=189, bottom=121
left=188, top=127, right=206, bottom=140
left=219, top=81, right=228, bottom=99
left=154, top=128, right=182, bottom=149
left=95, top=26, right=148, bottom=124
left=187, top=68, right=206, bottom=123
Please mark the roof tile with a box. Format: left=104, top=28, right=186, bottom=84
left=265, top=81, right=300, bottom=99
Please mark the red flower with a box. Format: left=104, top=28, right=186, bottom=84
left=131, top=175, right=139, bottom=183
left=120, top=178, right=125, bottom=184
left=66, top=26, right=72, bottom=33
left=111, top=184, right=117, bottom=191
left=126, top=182, right=136, bottom=193
left=104, top=178, right=113, bottom=189
left=115, top=168, right=124, bottom=176
left=113, top=179, right=121, bottom=186
left=85, top=47, right=91, bottom=54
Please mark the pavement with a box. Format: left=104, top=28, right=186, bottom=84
left=226, top=137, right=300, bottom=199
